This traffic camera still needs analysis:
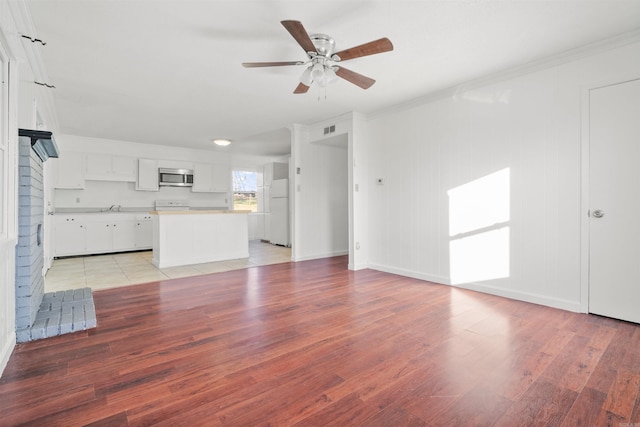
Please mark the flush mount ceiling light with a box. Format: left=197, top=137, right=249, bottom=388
left=213, top=139, right=231, bottom=147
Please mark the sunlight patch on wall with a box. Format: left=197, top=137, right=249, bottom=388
left=450, top=227, right=510, bottom=285
left=448, top=168, right=510, bottom=285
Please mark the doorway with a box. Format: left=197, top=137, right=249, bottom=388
left=588, top=77, right=640, bottom=324
left=292, top=132, right=348, bottom=261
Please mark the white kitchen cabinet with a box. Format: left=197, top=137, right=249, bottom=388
left=247, top=213, right=258, bottom=240
left=192, top=162, right=215, bottom=192
left=85, top=154, right=136, bottom=182
left=192, top=162, right=230, bottom=193
left=256, top=188, right=264, bottom=212
left=256, top=213, right=265, bottom=240
left=111, top=156, right=137, bottom=180
left=85, top=218, right=137, bottom=253
left=54, top=216, right=86, bottom=256
left=85, top=221, right=113, bottom=254
left=248, top=213, right=266, bottom=240
left=53, top=152, right=85, bottom=189
left=136, top=158, right=159, bottom=191
left=212, top=163, right=231, bottom=192
left=135, top=214, right=153, bottom=249
left=54, top=213, right=150, bottom=256
left=263, top=186, right=270, bottom=213
left=263, top=213, right=271, bottom=242
left=113, top=220, right=137, bottom=249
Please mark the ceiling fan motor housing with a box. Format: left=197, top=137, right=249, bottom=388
left=309, top=34, right=336, bottom=58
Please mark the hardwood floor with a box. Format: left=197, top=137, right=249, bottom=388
left=1, top=256, right=639, bottom=426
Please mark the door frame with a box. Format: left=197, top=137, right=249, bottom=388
left=580, top=72, right=640, bottom=313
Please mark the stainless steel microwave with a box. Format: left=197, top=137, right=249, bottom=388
left=158, top=168, right=194, bottom=187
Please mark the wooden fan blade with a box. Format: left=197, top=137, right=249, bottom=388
left=242, top=61, right=304, bottom=68
left=294, top=83, right=310, bottom=94
left=335, top=66, right=376, bottom=89
left=332, top=38, right=393, bottom=61
left=281, top=20, right=317, bottom=54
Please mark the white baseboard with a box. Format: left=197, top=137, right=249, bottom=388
left=348, top=262, right=368, bottom=271
left=452, top=281, right=582, bottom=313
left=0, top=332, right=16, bottom=379
left=367, top=262, right=581, bottom=313
left=367, top=262, right=450, bottom=285
left=292, top=250, right=348, bottom=262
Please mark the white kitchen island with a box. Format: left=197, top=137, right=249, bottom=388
left=151, top=210, right=250, bottom=269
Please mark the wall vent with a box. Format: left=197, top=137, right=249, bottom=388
left=323, top=125, right=336, bottom=135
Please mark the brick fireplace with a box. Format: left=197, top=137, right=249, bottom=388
left=15, top=135, right=46, bottom=339
left=15, top=130, right=96, bottom=342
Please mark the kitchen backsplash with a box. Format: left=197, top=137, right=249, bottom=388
left=53, top=180, right=229, bottom=211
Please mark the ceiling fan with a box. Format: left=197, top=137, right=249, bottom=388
left=242, top=20, right=393, bottom=94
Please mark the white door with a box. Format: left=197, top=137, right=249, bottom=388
left=589, top=78, right=640, bottom=324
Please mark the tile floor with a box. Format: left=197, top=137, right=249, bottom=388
left=45, top=240, right=292, bottom=292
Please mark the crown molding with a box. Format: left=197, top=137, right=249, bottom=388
left=369, top=27, right=640, bottom=120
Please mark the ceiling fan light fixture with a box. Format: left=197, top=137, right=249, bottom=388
left=316, top=65, right=338, bottom=88
left=324, top=66, right=338, bottom=84
left=300, top=66, right=313, bottom=86
left=311, top=62, right=325, bottom=82
left=213, top=139, right=231, bottom=147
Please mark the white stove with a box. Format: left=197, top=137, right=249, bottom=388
left=154, top=200, right=190, bottom=211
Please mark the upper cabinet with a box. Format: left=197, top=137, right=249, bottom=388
left=212, top=163, right=231, bottom=192
left=85, top=154, right=136, bottom=182
left=192, top=163, right=230, bottom=193
left=53, top=152, right=85, bottom=189
left=136, top=158, right=159, bottom=191
left=49, top=150, right=233, bottom=193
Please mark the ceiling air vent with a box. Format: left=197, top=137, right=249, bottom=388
left=323, top=125, right=336, bottom=135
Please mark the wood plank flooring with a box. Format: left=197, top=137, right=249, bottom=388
left=1, top=256, right=639, bottom=426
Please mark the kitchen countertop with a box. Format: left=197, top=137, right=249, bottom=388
left=54, top=208, right=152, bottom=214
left=54, top=207, right=229, bottom=214
left=151, top=210, right=251, bottom=215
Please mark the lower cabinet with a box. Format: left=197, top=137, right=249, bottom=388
left=135, top=215, right=153, bottom=249
left=85, top=220, right=137, bottom=254
left=54, top=217, right=86, bottom=256
left=54, top=213, right=153, bottom=257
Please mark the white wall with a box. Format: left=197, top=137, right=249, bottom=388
left=349, top=113, right=370, bottom=270
left=292, top=118, right=349, bottom=261
left=365, top=38, right=640, bottom=312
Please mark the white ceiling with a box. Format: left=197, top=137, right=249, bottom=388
left=26, top=0, right=640, bottom=157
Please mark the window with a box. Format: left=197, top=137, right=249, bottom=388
left=232, top=170, right=258, bottom=212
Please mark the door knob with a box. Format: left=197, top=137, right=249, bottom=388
left=592, top=209, right=605, bottom=218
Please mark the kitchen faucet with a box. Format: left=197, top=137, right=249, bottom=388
left=108, top=204, right=122, bottom=212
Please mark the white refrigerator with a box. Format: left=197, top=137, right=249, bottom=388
left=269, top=178, right=289, bottom=246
